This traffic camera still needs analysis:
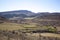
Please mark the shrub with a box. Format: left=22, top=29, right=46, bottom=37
left=48, top=27, right=57, bottom=33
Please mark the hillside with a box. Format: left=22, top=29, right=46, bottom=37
left=0, top=10, right=60, bottom=40
left=0, top=10, right=60, bottom=30
left=0, top=10, right=60, bottom=31
left=0, top=10, right=60, bottom=20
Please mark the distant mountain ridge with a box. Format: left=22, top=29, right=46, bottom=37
left=0, top=10, right=60, bottom=20
left=0, top=10, right=35, bottom=18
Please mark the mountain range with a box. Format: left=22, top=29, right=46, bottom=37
left=0, top=10, right=60, bottom=20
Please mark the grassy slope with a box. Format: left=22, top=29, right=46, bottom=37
left=0, top=22, right=59, bottom=31
left=0, top=22, right=60, bottom=38
left=0, top=22, right=50, bottom=31
left=0, top=22, right=39, bottom=31
left=0, top=22, right=23, bottom=30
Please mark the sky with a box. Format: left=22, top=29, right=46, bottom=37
left=0, top=0, right=60, bottom=13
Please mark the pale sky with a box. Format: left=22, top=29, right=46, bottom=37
left=0, top=0, right=60, bottom=12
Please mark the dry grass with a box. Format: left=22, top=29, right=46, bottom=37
left=25, top=33, right=60, bottom=38
left=0, top=22, right=24, bottom=31
left=41, top=33, right=60, bottom=38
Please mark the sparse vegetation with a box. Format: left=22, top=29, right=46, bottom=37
left=0, top=11, right=60, bottom=40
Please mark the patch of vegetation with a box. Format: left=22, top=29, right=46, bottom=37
left=48, top=27, right=57, bottom=33
left=0, top=22, right=57, bottom=33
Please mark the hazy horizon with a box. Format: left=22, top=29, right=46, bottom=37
left=0, top=0, right=60, bottom=13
